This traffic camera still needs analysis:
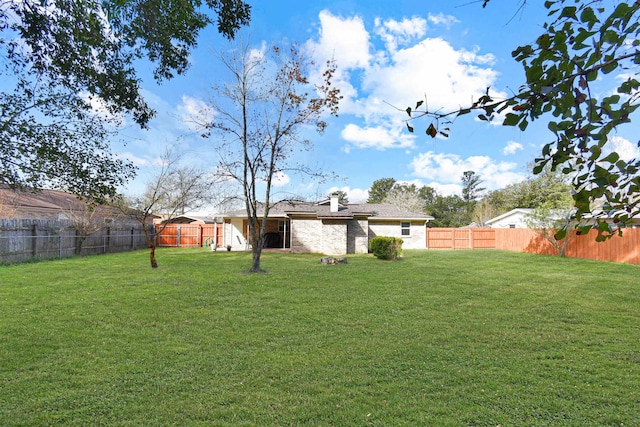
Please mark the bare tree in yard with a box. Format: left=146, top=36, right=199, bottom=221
left=383, top=183, right=426, bottom=214
left=61, top=200, right=117, bottom=255
left=199, top=41, right=341, bottom=273
left=125, top=148, right=212, bottom=268
left=472, top=198, right=499, bottom=228
left=525, top=203, right=577, bottom=257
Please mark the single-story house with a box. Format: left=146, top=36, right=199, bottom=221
left=157, top=215, right=217, bottom=225
left=486, top=207, right=640, bottom=229
left=485, top=208, right=536, bottom=228
left=221, top=194, right=433, bottom=255
left=0, top=186, right=148, bottom=224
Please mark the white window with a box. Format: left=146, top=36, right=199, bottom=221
left=278, top=220, right=285, bottom=232
left=401, top=221, right=411, bottom=236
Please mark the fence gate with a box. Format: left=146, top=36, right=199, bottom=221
left=426, top=228, right=496, bottom=250
left=155, top=224, right=223, bottom=248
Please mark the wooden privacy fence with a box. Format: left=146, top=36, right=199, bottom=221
left=0, top=219, right=152, bottom=263
left=425, top=228, right=496, bottom=249
left=426, top=227, right=640, bottom=265
left=155, top=224, right=223, bottom=248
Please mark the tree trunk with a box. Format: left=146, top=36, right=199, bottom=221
left=142, top=224, right=159, bottom=268
left=149, top=245, right=158, bottom=268
left=248, top=237, right=265, bottom=273
left=75, top=230, right=85, bottom=255
left=559, top=238, right=568, bottom=258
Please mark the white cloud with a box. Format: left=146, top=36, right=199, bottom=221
left=306, top=11, right=502, bottom=152
left=272, top=171, right=291, bottom=187
left=118, top=151, right=153, bottom=168
left=328, top=186, right=369, bottom=204
left=178, top=95, right=214, bottom=132
left=503, top=141, right=524, bottom=155
left=82, top=93, right=124, bottom=125
left=363, top=38, right=500, bottom=112
left=409, top=151, right=525, bottom=192
left=374, top=16, right=427, bottom=52
left=427, top=182, right=463, bottom=197
left=304, top=10, right=371, bottom=114
left=608, top=136, right=639, bottom=162
left=427, top=13, right=460, bottom=28
left=308, top=10, right=372, bottom=70
left=341, top=123, right=415, bottom=150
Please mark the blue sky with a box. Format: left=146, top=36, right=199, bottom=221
left=114, top=0, right=639, bottom=208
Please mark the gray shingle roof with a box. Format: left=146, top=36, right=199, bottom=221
left=223, top=200, right=433, bottom=221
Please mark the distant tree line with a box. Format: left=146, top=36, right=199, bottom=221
left=367, top=166, right=572, bottom=227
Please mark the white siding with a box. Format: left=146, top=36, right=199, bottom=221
left=488, top=213, right=530, bottom=229
left=227, top=219, right=248, bottom=248
left=368, top=220, right=426, bottom=250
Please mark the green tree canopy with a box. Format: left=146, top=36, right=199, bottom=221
left=405, top=0, right=640, bottom=238
left=367, top=178, right=397, bottom=203
left=461, top=170, right=485, bottom=219
left=330, top=190, right=349, bottom=204
left=484, top=165, right=573, bottom=215
left=366, top=177, right=471, bottom=227
left=0, top=0, right=250, bottom=201
left=1, top=0, right=250, bottom=126
left=427, top=194, right=467, bottom=228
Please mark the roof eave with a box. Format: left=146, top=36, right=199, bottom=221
left=369, top=217, right=433, bottom=221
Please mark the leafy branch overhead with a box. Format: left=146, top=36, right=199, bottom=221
left=0, top=0, right=250, bottom=201
left=404, top=0, right=640, bottom=238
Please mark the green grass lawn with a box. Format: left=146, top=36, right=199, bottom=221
left=1, top=249, right=639, bottom=426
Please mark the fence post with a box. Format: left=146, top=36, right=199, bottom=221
left=177, top=226, right=181, bottom=247
left=424, top=227, right=428, bottom=249
left=31, top=223, right=37, bottom=257
left=105, top=226, right=111, bottom=253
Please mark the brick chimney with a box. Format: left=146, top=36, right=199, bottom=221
left=330, top=193, right=339, bottom=212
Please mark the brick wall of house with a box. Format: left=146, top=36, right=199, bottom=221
left=290, top=217, right=322, bottom=253
left=347, top=218, right=369, bottom=254
left=321, top=220, right=347, bottom=255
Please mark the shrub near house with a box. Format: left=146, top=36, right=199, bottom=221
left=370, top=236, right=403, bottom=260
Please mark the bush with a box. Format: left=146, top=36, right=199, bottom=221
left=369, top=236, right=403, bottom=260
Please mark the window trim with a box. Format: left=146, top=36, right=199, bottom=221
left=401, top=221, right=411, bottom=236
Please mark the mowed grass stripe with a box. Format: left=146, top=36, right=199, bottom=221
left=0, top=249, right=638, bottom=426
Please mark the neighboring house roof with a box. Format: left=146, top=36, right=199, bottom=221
left=1, top=186, right=79, bottom=216
left=485, top=208, right=534, bottom=226
left=0, top=186, right=150, bottom=223
left=486, top=207, right=582, bottom=228
left=487, top=207, right=640, bottom=229
left=162, top=215, right=217, bottom=224
left=223, top=199, right=433, bottom=221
